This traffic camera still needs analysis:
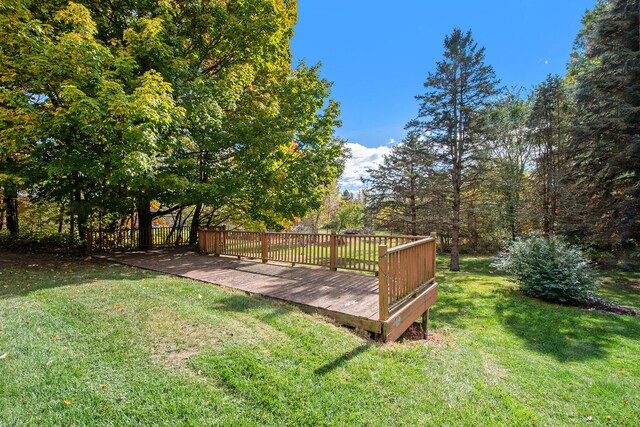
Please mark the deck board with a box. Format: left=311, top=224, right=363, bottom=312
left=96, top=248, right=438, bottom=340
left=97, top=249, right=381, bottom=323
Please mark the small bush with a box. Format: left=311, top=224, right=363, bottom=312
left=493, top=234, right=598, bottom=306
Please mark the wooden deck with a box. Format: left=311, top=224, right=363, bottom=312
left=97, top=249, right=438, bottom=340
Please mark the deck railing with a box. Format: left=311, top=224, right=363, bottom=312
left=199, top=229, right=437, bottom=324
left=378, top=234, right=437, bottom=321
left=87, top=226, right=192, bottom=253
left=198, top=229, right=423, bottom=273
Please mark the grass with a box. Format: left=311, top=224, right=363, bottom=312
left=0, top=253, right=638, bottom=426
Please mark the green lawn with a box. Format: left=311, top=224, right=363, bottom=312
left=0, top=253, right=638, bottom=426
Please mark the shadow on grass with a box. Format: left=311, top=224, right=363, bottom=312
left=314, top=343, right=372, bottom=375
left=0, top=255, right=162, bottom=299
left=495, top=290, right=640, bottom=362
left=205, top=292, right=295, bottom=323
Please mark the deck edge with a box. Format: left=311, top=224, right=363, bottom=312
left=382, top=282, right=439, bottom=342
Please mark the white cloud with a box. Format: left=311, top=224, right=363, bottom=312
left=339, top=142, right=391, bottom=191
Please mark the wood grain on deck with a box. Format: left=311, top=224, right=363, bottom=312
left=99, top=249, right=381, bottom=321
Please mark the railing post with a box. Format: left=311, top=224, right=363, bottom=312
left=430, top=231, right=437, bottom=277
left=261, top=232, right=268, bottom=263
left=378, top=244, right=389, bottom=321
left=329, top=231, right=337, bottom=271
left=86, top=227, right=93, bottom=255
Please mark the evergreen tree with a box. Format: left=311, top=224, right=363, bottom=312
left=527, top=75, right=571, bottom=235
left=570, top=0, right=640, bottom=251
left=364, top=134, right=434, bottom=235
left=408, top=29, right=499, bottom=270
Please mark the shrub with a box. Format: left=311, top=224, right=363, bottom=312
left=493, top=234, right=599, bottom=306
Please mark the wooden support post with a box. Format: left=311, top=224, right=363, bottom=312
left=378, top=244, right=389, bottom=321
left=261, top=232, right=268, bottom=263
left=329, top=231, right=337, bottom=271
left=421, top=308, right=430, bottom=340
left=86, top=227, right=93, bottom=255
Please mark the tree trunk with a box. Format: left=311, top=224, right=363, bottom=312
left=409, top=175, right=417, bottom=235
left=74, top=189, right=87, bottom=240
left=137, top=200, right=153, bottom=249
left=0, top=195, right=5, bottom=230
left=450, top=164, right=461, bottom=271
left=189, top=203, right=202, bottom=245
left=4, top=187, right=19, bottom=236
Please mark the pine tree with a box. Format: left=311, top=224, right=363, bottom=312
left=571, top=0, right=640, bottom=251
left=409, top=29, right=499, bottom=270
left=364, top=134, right=434, bottom=235
left=528, top=75, right=571, bottom=235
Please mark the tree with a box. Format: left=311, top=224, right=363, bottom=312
left=480, top=88, right=533, bottom=240
left=364, top=134, right=434, bottom=235
left=408, top=29, right=499, bottom=270
left=298, top=180, right=342, bottom=233
left=527, top=76, right=570, bottom=235
left=333, top=196, right=365, bottom=232
left=0, top=1, right=346, bottom=247
left=569, top=0, right=640, bottom=252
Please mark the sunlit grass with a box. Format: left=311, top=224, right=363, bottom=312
left=0, top=253, right=638, bottom=426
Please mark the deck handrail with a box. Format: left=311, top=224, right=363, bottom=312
left=378, top=232, right=437, bottom=321
left=383, top=236, right=435, bottom=255
left=198, top=229, right=429, bottom=274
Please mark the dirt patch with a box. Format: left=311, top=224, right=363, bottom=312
left=163, top=348, right=200, bottom=367
left=394, top=324, right=454, bottom=348
left=147, top=309, right=221, bottom=368
left=481, top=352, right=508, bottom=379
left=587, top=298, right=637, bottom=316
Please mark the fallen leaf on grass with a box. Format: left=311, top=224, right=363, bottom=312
left=100, top=407, right=107, bottom=411
left=0, top=353, right=8, bottom=360
left=100, top=297, right=107, bottom=302
left=587, top=416, right=593, bottom=421
left=101, top=385, right=108, bottom=390
left=226, top=332, right=233, bottom=337
left=64, top=400, right=72, bottom=405
left=617, top=371, right=624, bottom=375
left=112, top=306, right=122, bottom=310
left=46, top=360, right=53, bottom=366
left=51, top=335, right=57, bottom=340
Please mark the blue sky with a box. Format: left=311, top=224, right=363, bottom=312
left=290, top=0, right=595, bottom=189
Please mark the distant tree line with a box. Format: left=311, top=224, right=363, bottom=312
left=0, top=1, right=347, bottom=248
left=363, top=0, right=639, bottom=269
